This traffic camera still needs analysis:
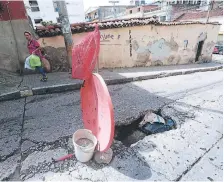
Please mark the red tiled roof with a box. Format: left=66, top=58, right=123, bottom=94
left=175, top=8, right=223, bottom=21
left=35, top=17, right=220, bottom=38
left=143, top=5, right=158, bottom=11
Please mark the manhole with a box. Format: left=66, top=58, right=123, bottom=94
left=115, top=110, right=176, bottom=147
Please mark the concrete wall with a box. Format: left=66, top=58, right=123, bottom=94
left=0, top=1, right=33, bottom=72
left=98, top=24, right=220, bottom=68
left=179, top=16, right=223, bottom=45
left=0, top=19, right=33, bottom=72
left=38, top=23, right=220, bottom=71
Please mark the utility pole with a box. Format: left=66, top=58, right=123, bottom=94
left=206, top=0, right=214, bottom=23
left=109, top=1, right=119, bottom=19
left=56, top=1, right=73, bottom=68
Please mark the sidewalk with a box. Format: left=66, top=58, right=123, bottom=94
left=0, top=62, right=222, bottom=101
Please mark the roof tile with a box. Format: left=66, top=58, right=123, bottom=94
left=35, top=17, right=220, bottom=37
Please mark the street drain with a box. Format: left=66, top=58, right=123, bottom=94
left=115, top=111, right=176, bottom=147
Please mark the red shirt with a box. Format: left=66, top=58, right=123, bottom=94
left=27, top=39, right=45, bottom=59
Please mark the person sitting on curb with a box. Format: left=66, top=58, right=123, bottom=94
left=24, top=31, right=49, bottom=82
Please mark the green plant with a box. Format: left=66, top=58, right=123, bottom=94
left=40, top=21, right=56, bottom=26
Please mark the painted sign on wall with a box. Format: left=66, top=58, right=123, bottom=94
left=100, top=33, right=121, bottom=42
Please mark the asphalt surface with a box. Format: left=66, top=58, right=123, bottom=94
left=1, top=62, right=222, bottom=102
left=0, top=69, right=223, bottom=181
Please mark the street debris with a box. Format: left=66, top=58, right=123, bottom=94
left=139, top=110, right=165, bottom=127
left=94, top=148, right=113, bottom=164
left=52, top=154, right=74, bottom=163
left=139, top=111, right=176, bottom=135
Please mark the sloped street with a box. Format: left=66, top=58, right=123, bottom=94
left=0, top=70, right=223, bottom=181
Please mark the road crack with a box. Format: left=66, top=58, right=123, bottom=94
left=17, top=75, right=24, bottom=89
left=175, top=136, right=223, bottom=181
left=16, top=97, right=27, bottom=180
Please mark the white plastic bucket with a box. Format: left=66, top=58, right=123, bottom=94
left=73, top=129, right=97, bottom=162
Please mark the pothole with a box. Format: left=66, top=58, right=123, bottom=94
left=115, top=110, right=176, bottom=147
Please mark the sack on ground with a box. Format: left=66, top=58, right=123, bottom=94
left=42, top=58, right=51, bottom=72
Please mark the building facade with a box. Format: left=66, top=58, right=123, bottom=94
left=24, top=0, right=85, bottom=26
left=34, top=18, right=220, bottom=72
left=105, top=0, right=211, bottom=21
left=174, top=1, right=223, bottom=45
left=85, top=6, right=135, bottom=22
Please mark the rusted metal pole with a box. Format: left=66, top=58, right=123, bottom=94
left=56, top=1, right=73, bottom=68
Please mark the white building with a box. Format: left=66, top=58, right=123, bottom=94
left=24, top=0, right=85, bottom=26
left=104, top=0, right=209, bottom=21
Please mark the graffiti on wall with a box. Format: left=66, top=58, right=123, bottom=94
left=129, top=30, right=132, bottom=57
left=100, top=33, right=121, bottom=42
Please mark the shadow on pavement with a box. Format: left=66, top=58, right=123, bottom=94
left=1, top=69, right=221, bottom=181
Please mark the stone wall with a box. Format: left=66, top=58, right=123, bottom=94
left=38, top=23, right=220, bottom=71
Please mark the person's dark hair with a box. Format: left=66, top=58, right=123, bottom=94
left=24, top=31, right=31, bottom=35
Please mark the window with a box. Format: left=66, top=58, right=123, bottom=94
left=29, top=0, right=38, bottom=6
left=141, top=0, right=145, bottom=5
left=53, top=1, right=58, bottom=12
left=160, top=16, right=166, bottom=22
left=94, top=12, right=98, bottom=18
left=34, top=19, right=43, bottom=24
left=31, top=7, right=40, bottom=12
left=130, top=10, right=132, bottom=14
left=138, top=7, right=141, bottom=12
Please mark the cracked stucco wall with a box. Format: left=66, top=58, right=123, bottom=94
left=38, top=23, right=220, bottom=71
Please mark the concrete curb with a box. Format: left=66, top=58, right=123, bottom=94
left=0, top=65, right=222, bottom=102
left=0, top=91, right=21, bottom=102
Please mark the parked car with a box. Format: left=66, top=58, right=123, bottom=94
left=213, top=45, right=223, bottom=55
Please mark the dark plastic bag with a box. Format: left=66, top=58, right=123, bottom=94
left=140, top=119, right=176, bottom=135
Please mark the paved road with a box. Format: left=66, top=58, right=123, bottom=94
left=0, top=70, right=223, bottom=181
left=212, top=54, right=223, bottom=64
